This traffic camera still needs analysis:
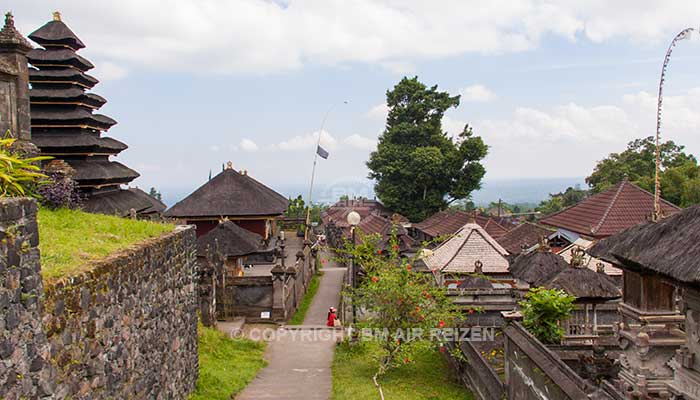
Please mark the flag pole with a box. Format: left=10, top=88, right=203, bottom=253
left=305, top=101, right=347, bottom=240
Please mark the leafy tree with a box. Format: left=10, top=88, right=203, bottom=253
left=536, top=185, right=589, bottom=215
left=520, top=287, right=575, bottom=344
left=148, top=187, right=162, bottom=202
left=367, top=77, right=488, bottom=222
left=340, top=230, right=462, bottom=399
left=586, top=136, right=696, bottom=194
left=285, top=195, right=306, bottom=218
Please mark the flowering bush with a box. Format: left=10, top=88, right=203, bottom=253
left=36, top=165, right=81, bottom=209
left=339, top=228, right=462, bottom=399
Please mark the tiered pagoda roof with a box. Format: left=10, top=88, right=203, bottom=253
left=27, top=13, right=153, bottom=216
left=539, top=180, right=680, bottom=239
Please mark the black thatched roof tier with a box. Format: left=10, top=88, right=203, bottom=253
left=31, top=88, right=106, bottom=108
left=542, top=266, right=621, bottom=300
left=509, top=251, right=568, bottom=286
left=81, top=188, right=154, bottom=217
left=31, top=133, right=127, bottom=154
left=31, top=108, right=116, bottom=130
left=28, top=17, right=85, bottom=50
left=457, top=274, right=494, bottom=290
left=29, top=68, right=98, bottom=88
left=27, top=48, right=94, bottom=71
left=68, top=159, right=140, bottom=185
left=127, top=188, right=167, bottom=215
left=589, top=205, right=700, bottom=285
left=196, top=220, right=263, bottom=257
left=165, top=168, right=288, bottom=218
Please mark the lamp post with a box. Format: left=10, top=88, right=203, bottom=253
left=653, top=27, right=696, bottom=221
left=346, top=210, right=361, bottom=326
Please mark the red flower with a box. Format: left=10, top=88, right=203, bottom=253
left=468, top=308, right=475, bottom=314
left=404, top=357, right=411, bottom=364
left=372, top=276, right=378, bottom=283
left=377, top=249, right=382, bottom=255
left=438, top=320, right=445, bottom=328
left=439, top=346, right=446, bottom=353
left=419, top=314, right=425, bottom=321
left=415, top=306, right=421, bottom=312
left=393, top=244, right=399, bottom=251
left=406, top=265, right=412, bottom=271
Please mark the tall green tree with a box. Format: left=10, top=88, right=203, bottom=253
left=586, top=136, right=699, bottom=207
left=536, top=185, right=589, bottom=215
left=367, top=77, right=488, bottom=222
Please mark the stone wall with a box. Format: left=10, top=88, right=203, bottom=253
left=0, top=198, right=198, bottom=399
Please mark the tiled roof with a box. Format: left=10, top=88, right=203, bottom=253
left=355, top=214, right=415, bottom=251
left=539, top=180, right=680, bottom=238
left=497, top=222, right=554, bottom=255
left=423, top=223, right=510, bottom=274
left=414, top=210, right=510, bottom=239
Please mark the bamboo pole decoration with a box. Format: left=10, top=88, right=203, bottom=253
left=653, top=28, right=695, bottom=222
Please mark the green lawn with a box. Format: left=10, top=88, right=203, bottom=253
left=37, top=208, right=174, bottom=282
left=332, top=341, right=473, bottom=400
left=288, top=272, right=322, bottom=325
left=190, top=325, right=267, bottom=400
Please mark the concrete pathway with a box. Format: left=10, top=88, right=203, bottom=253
left=236, top=249, right=346, bottom=400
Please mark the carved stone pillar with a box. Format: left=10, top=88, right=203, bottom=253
left=0, top=12, right=32, bottom=142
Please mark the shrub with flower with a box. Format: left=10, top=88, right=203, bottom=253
left=339, top=228, right=462, bottom=399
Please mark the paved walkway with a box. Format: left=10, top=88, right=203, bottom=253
left=236, top=249, right=346, bottom=400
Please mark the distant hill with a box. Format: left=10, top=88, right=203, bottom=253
left=158, top=177, right=586, bottom=208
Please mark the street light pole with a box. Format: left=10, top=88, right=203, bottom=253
left=346, top=210, right=361, bottom=327
left=653, top=27, right=696, bottom=221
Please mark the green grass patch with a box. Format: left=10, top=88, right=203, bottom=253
left=190, top=325, right=267, bottom=400
left=332, top=341, right=473, bottom=400
left=37, top=208, right=174, bottom=282
left=288, top=272, right=323, bottom=325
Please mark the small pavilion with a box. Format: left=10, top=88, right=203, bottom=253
left=165, top=162, right=288, bottom=239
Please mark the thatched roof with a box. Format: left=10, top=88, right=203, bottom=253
left=540, top=180, right=679, bottom=238
left=457, top=274, right=494, bottom=290
left=196, top=220, right=263, bottom=257
left=28, top=48, right=94, bottom=71
left=423, top=223, right=510, bottom=274
left=68, top=159, right=140, bottom=184
left=165, top=167, right=288, bottom=218
left=32, top=133, right=127, bottom=154
left=542, top=266, right=621, bottom=300
left=589, top=205, right=700, bottom=285
left=81, top=188, right=153, bottom=216
left=29, top=68, right=98, bottom=88
left=28, top=17, right=85, bottom=50
left=127, top=188, right=166, bottom=215
left=509, top=251, right=568, bottom=286
left=497, top=222, right=554, bottom=254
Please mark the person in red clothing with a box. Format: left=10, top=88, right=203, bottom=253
left=326, top=307, right=337, bottom=327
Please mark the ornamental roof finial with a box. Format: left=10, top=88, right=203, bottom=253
left=4, top=11, right=14, bottom=27
left=53, top=11, right=61, bottom=21
left=226, top=161, right=233, bottom=170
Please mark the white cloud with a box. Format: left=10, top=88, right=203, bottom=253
left=366, top=103, right=389, bottom=120
left=273, top=130, right=337, bottom=151
left=343, top=134, right=377, bottom=150
left=91, top=60, right=128, bottom=81
left=15, top=1, right=700, bottom=75
left=460, top=84, right=497, bottom=103
left=239, top=138, right=259, bottom=152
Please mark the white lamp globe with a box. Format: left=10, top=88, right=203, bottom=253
left=346, top=211, right=361, bottom=226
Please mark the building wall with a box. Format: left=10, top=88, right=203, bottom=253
left=0, top=198, right=198, bottom=399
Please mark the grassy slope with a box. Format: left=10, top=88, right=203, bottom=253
left=288, top=272, right=322, bottom=325
left=190, top=325, right=267, bottom=400
left=37, top=208, right=173, bottom=282
left=332, top=341, right=473, bottom=400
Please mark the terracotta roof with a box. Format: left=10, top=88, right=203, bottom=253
left=355, top=213, right=414, bottom=251
left=414, top=210, right=510, bottom=239
left=423, top=223, right=510, bottom=274
left=197, top=220, right=262, bottom=257
left=165, top=167, right=288, bottom=218
left=557, top=239, right=621, bottom=276
left=539, top=180, right=680, bottom=238
left=589, top=205, right=700, bottom=285
left=497, top=222, right=554, bottom=255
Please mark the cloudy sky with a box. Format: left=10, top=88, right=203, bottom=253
left=10, top=1, right=700, bottom=204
